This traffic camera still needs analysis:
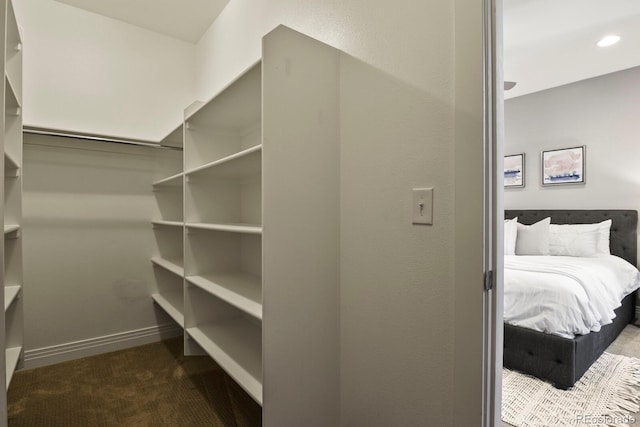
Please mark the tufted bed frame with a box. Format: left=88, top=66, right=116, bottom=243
left=503, top=209, right=638, bottom=389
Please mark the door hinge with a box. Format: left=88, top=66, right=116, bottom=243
left=484, top=270, right=494, bottom=291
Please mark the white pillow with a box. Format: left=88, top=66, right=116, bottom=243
left=516, top=217, right=551, bottom=255
left=504, top=217, right=518, bottom=255
left=549, top=220, right=612, bottom=257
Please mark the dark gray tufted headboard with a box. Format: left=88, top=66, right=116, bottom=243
left=505, top=210, right=638, bottom=267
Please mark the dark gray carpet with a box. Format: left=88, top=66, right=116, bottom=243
left=8, top=338, right=261, bottom=426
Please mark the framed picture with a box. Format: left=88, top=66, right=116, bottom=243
left=504, top=153, right=525, bottom=188
left=541, top=146, right=585, bottom=186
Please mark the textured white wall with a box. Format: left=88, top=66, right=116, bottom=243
left=195, top=2, right=458, bottom=425
left=195, top=0, right=452, bottom=103
left=504, top=66, right=640, bottom=262
left=13, top=0, right=196, bottom=141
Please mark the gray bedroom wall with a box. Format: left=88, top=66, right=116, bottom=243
left=504, top=66, right=640, bottom=265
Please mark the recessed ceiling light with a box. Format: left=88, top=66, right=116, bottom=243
left=597, top=35, right=621, bottom=47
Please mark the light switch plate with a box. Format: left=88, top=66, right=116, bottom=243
left=412, top=187, right=433, bottom=225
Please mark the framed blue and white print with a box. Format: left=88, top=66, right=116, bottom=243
left=504, top=153, right=525, bottom=188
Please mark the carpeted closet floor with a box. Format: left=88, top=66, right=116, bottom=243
left=7, top=337, right=261, bottom=426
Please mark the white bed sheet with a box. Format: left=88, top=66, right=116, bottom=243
left=504, top=255, right=640, bottom=339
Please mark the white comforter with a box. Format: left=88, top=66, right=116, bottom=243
left=504, top=255, right=640, bottom=339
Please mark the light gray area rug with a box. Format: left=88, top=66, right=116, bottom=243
left=502, top=352, right=640, bottom=426
left=503, top=325, right=640, bottom=427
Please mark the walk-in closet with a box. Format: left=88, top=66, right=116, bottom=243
left=0, top=0, right=470, bottom=425
left=1, top=1, right=343, bottom=424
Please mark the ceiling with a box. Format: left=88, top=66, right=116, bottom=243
left=53, top=0, right=230, bottom=43
left=504, top=0, right=640, bottom=98
left=52, top=0, right=640, bottom=96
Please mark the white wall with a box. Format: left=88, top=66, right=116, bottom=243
left=194, top=2, right=461, bottom=426
left=195, top=0, right=452, bottom=103
left=504, top=66, right=640, bottom=261
left=13, top=0, right=196, bottom=141
left=22, top=134, right=179, bottom=367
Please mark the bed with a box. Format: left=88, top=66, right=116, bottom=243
left=503, top=209, right=639, bottom=389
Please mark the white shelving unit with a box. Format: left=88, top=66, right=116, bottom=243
left=145, top=27, right=341, bottom=422
left=1, top=0, right=22, bottom=411
left=150, top=123, right=185, bottom=329
left=183, top=61, right=263, bottom=404
left=172, top=28, right=342, bottom=420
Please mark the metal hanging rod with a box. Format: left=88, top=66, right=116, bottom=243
left=23, top=126, right=183, bottom=151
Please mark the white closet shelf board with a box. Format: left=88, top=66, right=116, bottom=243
left=187, top=321, right=262, bottom=404
left=159, top=123, right=184, bottom=148
left=5, top=75, right=20, bottom=110
left=185, top=62, right=261, bottom=132
left=4, top=286, right=20, bottom=312
left=152, top=220, right=184, bottom=228
left=152, top=293, right=184, bottom=327
left=4, top=153, right=19, bottom=177
left=3, top=224, right=19, bottom=235
left=186, top=223, right=262, bottom=234
left=185, top=145, right=261, bottom=178
left=151, top=256, right=184, bottom=277
left=187, top=273, right=262, bottom=320
left=5, top=346, right=21, bottom=389
left=153, top=172, right=183, bottom=187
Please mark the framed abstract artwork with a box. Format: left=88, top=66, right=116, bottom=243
left=541, top=146, right=585, bottom=186
left=504, top=153, right=525, bottom=188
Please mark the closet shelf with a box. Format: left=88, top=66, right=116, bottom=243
left=4, top=153, right=19, bottom=177
left=151, top=220, right=184, bottom=228
left=187, top=321, right=262, bottom=404
left=153, top=172, right=183, bottom=187
left=4, top=286, right=20, bottom=312
left=151, top=257, right=184, bottom=277
left=186, top=222, right=262, bottom=235
left=185, top=145, right=261, bottom=178
left=5, top=74, right=21, bottom=109
left=184, top=62, right=261, bottom=126
left=186, top=273, right=262, bottom=320
left=159, top=123, right=184, bottom=148
left=152, top=293, right=184, bottom=327
left=6, top=0, right=21, bottom=46
left=3, top=224, right=19, bottom=235
left=5, top=346, right=21, bottom=390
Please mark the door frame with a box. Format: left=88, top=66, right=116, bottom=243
left=483, top=0, right=504, bottom=424
left=453, top=0, right=503, bottom=425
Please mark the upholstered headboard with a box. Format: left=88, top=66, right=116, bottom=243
left=505, top=210, right=638, bottom=267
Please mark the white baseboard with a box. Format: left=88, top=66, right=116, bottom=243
left=23, top=323, right=183, bottom=370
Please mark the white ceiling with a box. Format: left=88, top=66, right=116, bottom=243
left=52, top=0, right=640, bottom=96
left=504, top=0, right=640, bottom=98
left=53, top=0, right=230, bottom=43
